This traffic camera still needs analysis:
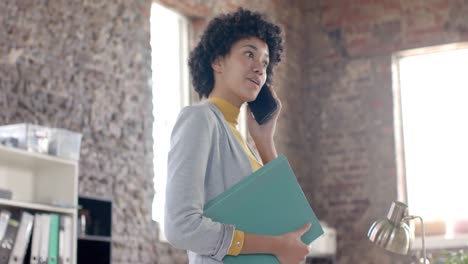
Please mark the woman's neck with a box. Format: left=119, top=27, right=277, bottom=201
left=209, top=86, right=243, bottom=108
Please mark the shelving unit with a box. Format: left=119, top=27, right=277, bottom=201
left=77, top=196, right=112, bottom=264
left=0, top=144, right=78, bottom=264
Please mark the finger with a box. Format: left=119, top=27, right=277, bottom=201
left=297, top=223, right=312, bottom=235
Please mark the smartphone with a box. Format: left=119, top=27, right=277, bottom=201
left=248, top=84, right=278, bottom=125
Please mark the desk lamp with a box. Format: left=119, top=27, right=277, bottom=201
left=367, top=201, right=427, bottom=263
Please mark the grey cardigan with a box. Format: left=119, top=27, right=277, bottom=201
left=165, top=102, right=254, bottom=264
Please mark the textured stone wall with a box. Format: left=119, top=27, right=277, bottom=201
left=282, top=1, right=468, bottom=263
left=0, top=1, right=157, bottom=263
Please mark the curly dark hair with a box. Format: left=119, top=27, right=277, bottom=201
left=188, top=8, right=284, bottom=99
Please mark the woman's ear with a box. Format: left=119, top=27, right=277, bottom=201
left=211, top=56, right=224, bottom=73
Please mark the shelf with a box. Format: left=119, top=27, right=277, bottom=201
left=0, top=198, right=77, bottom=215
left=78, top=238, right=111, bottom=264
left=78, top=196, right=112, bottom=237
left=77, top=196, right=112, bottom=264
left=0, top=144, right=78, bottom=208
left=0, top=141, right=78, bottom=264
left=78, top=235, right=112, bottom=243
left=0, top=144, right=77, bottom=168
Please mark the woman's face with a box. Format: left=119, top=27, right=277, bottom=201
left=212, top=37, right=270, bottom=107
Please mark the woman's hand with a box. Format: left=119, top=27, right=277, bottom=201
left=247, top=85, right=282, bottom=164
left=274, top=223, right=311, bottom=264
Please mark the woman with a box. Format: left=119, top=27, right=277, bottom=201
left=165, top=8, right=311, bottom=264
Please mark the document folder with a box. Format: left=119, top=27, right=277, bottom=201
left=8, top=211, right=34, bottom=264
left=39, top=214, right=50, bottom=264
left=48, top=214, right=59, bottom=264
left=0, top=212, right=20, bottom=264
left=204, top=155, right=324, bottom=264
left=30, top=214, right=42, bottom=264
left=0, top=210, right=11, bottom=242
left=58, top=215, right=72, bottom=264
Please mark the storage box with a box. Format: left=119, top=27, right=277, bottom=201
left=0, top=123, right=51, bottom=153
left=0, top=123, right=82, bottom=160
left=0, top=123, right=25, bottom=148
left=49, top=128, right=83, bottom=160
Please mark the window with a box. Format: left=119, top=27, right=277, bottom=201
left=393, top=43, right=468, bottom=249
left=150, top=3, right=190, bottom=241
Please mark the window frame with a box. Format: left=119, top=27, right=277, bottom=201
left=150, top=2, right=191, bottom=242
left=392, top=42, right=468, bottom=250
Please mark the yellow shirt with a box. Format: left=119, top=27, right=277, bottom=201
left=208, top=97, right=262, bottom=172
left=208, top=97, right=262, bottom=256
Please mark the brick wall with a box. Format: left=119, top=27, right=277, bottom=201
left=284, top=1, right=468, bottom=263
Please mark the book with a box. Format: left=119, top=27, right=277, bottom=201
left=204, top=155, right=324, bottom=264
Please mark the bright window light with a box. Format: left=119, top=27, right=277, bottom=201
left=150, top=3, right=189, bottom=241
left=396, top=45, right=468, bottom=239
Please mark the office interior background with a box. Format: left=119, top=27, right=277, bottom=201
left=1, top=0, right=468, bottom=263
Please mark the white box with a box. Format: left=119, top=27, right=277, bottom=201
left=49, top=128, right=83, bottom=160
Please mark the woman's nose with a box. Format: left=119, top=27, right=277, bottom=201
left=252, top=60, right=263, bottom=74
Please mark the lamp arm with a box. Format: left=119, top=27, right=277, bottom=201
left=403, top=215, right=426, bottom=264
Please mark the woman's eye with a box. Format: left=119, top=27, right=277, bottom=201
left=245, top=51, right=254, bottom=58
left=263, top=62, right=269, bottom=68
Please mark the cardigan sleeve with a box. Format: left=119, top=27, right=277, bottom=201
left=164, top=106, right=235, bottom=261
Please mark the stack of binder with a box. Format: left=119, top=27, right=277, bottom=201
left=0, top=210, right=73, bottom=264
left=204, top=155, right=324, bottom=264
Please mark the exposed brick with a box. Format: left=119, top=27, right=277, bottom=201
left=372, top=19, right=401, bottom=42
left=298, top=1, right=468, bottom=263
left=3, top=0, right=468, bottom=264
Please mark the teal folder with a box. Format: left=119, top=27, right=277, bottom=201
left=48, top=214, right=59, bottom=264
left=204, top=155, right=324, bottom=264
